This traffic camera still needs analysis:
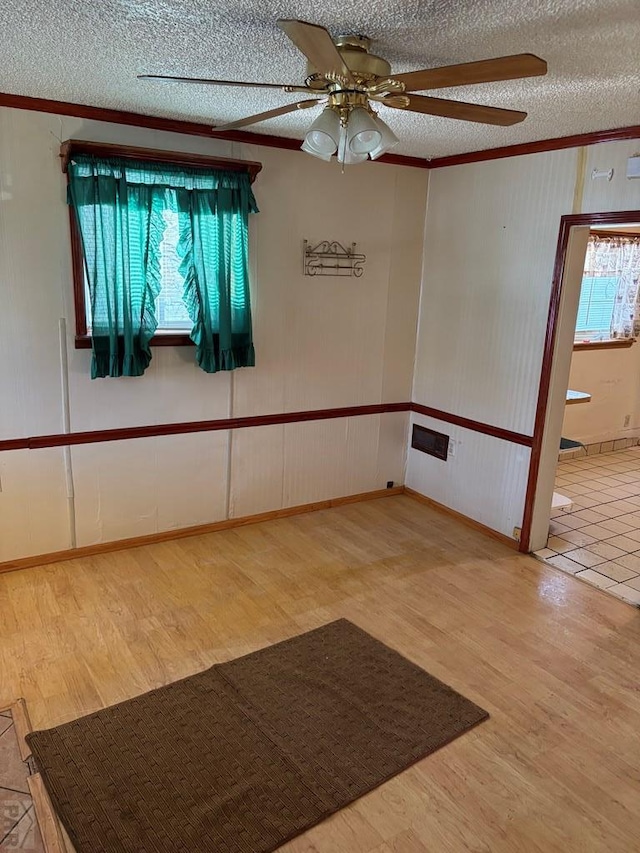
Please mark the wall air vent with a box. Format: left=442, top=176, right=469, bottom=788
left=411, top=424, right=449, bottom=461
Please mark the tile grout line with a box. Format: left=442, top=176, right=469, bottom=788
left=538, top=447, right=640, bottom=604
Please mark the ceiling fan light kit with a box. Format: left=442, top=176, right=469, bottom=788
left=299, top=100, right=398, bottom=164
left=345, top=107, right=382, bottom=155
left=139, top=18, right=547, bottom=167
left=300, top=138, right=332, bottom=161
left=304, top=107, right=341, bottom=156
left=369, top=120, right=400, bottom=161
left=337, top=128, right=367, bottom=165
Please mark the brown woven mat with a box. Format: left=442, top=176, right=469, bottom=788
left=27, top=619, right=488, bottom=853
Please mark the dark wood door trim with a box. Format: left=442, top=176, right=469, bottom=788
left=519, top=209, right=640, bottom=552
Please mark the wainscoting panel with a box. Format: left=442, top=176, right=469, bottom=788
left=406, top=412, right=530, bottom=540
left=71, top=432, right=230, bottom=547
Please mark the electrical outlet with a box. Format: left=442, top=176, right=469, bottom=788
left=624, top=414, right=631, bottom=427
left=513, top=526, right=521, bottom=541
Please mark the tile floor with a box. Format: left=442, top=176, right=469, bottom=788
left=534, top=445, right=640, bottom=606
left=0, top=708, right=44, bottom=851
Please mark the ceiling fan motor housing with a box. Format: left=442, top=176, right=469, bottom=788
left=305, top=34, right=392, bottom=88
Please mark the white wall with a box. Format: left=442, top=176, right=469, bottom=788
left=407, top=139, right=640, bottom=541
left=562, top=344, right=640, bottom=445
left=3, top=104, right=638, bottom=561
left=406, top=414, right=530, bottom=539
left=0, top=106, right=428, bottom=561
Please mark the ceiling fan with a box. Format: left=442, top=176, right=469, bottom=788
left=139, top=19, right=547, bottom=165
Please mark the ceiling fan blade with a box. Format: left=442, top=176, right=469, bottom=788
left=277, top=19, right=354, bottom=83
left=138, top=74, right=310, bottom=92
left=383, top=93, right=527, bottom=125
left=211, top=99, right=322, bottom=132
left=391, top=54, right=547, bottom=92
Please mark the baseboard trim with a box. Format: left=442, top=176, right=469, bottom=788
left=0, top=484, right=519, bottom=574
left=403, top=487, right=519, bottom=549
left=0, top=486, right=404, bottom=574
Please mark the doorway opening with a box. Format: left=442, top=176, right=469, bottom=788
left=524, top=211, right=640, bottom=605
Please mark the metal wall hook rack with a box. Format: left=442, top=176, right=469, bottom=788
left=303, top=240, right=366, bottom=277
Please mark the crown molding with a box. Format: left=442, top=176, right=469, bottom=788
left=428, top=124, right=640, bottom=168
left=3, top=91, right=638, bottom=171
left=0, top=91, right=429, bottom=170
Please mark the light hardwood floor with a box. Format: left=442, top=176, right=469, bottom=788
left=2, top=494, right=639, bottom=852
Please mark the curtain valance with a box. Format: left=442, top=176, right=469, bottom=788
left=69, top=154, right=259, bottom=204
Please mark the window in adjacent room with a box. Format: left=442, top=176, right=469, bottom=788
left=574, top=231, right=640, bottom=344
left=64, top=141, right=261, bottom=378
left=574, top=274, right=618, bottom=339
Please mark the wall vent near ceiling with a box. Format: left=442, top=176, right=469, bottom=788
left=411, top=425, right=449, bottom=461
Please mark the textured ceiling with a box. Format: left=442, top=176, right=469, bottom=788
left=1, top=0, right=639, bottom=158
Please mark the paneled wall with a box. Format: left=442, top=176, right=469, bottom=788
left=0, top=107, right=427, bottom=561
left=3, top=101, right=639, bottom=562
left=406, top=414, right=530, bottom=539
left=412, top=149, right=578, bottom=436
left=408, top=139, right=640, bottom=540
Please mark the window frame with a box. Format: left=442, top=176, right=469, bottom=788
left=62, top=140, right=262, bottom=349
left=572, top=228, right=640, bottom=348
left=573, top=338, right=634, bottom=352
left=573, top=271, right=620, bottom=343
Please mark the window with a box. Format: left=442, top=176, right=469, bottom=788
left=155, top=210, right=192, bottom=331
left=83, top=207, right=193, bottom=335
left=574, top=275, right=619, bottom=340
left=64, top=140, right=261, bottom=378
left=574, top=232, right=640, bottom=344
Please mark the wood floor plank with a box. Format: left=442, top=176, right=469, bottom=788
left=1, top=495, right=639, bottom=851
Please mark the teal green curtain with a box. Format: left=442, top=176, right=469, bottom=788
left=68, top=157, right=164, bottom=377
left=177, top=177, right=257, bottom=372
left=68, top=155, right=258, bottom=378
